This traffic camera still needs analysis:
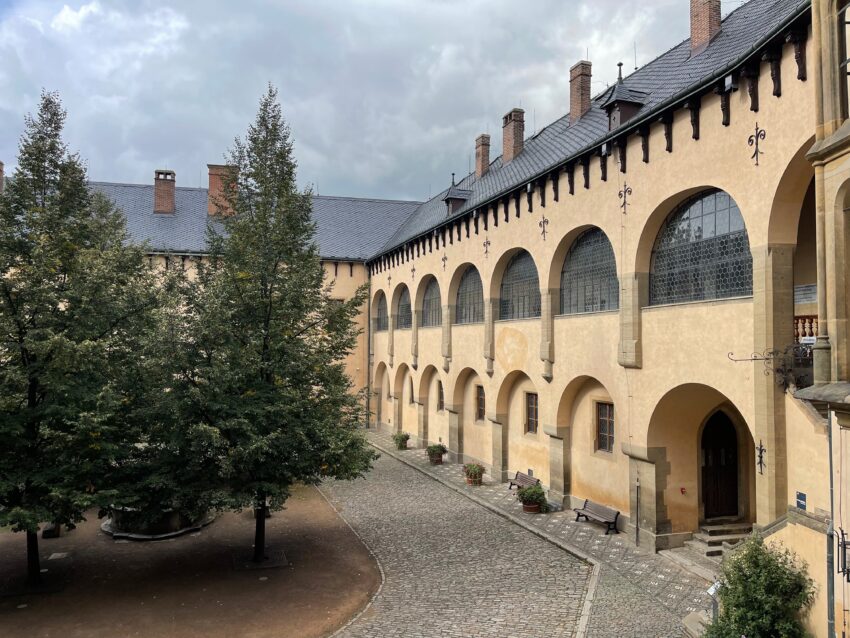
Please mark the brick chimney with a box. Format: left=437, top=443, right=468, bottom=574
left=475, top=134, right=491, bottom=178
left=154, top=169, right=175, bottom=214
left=207, top=164, right=235, bottom=216
left=570, top=60, right=592, bottom=125
left=691, top=0, right=721, bottom=54
left=0, top=161, right=4, bottom=196
left=502, top=109, right=525, bottom=164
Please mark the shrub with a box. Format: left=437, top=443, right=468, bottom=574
left=463, top=463, right=485, bottom=479
left=392, top=432, right=411, bottom=450
left=704, top=534, right=815, bottom=638
left=426, top=443, right=448, bottom=457
left=516, top=484, right=550, bottom=512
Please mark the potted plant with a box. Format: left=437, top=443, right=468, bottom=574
left=426, top=443, right=447, bottom=465
left=516, top=484, right=550, bottom=513
left=463, top=463, right=485, bottom=486
left=392, top=431, right=411, bottom=450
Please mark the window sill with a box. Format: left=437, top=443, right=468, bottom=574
left=642, top=295, right=752, bottom=312
left=496, top=317, right=541, bottom=324
left=593, top=448, right=615, bottom=459
left=555, top=309, right=619, bottom=319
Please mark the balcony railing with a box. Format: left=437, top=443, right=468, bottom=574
left=794, top=315, right=818, bottom=344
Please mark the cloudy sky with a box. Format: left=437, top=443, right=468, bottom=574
left=0, top=0, right=729, bottom=202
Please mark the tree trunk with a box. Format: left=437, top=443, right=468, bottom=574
left=253, top=501, right=267, bottom=563
left=26, top=530, right=41, bottom=585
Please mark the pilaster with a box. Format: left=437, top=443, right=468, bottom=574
left=442, top=304, right=453, bottom=372
left=618, top=272, right=646, bottom=368
left=540, top=289, right=555, bottom=381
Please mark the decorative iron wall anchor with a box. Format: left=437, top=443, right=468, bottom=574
left=483, top=236, right=491, bottom=257
left=539, top=215, right=549, bottom=240
left=441, top=254, right=448, bottom=271
left=619, top=183, right=633, bottom=215
left=411, top=265, right=416, bottom=281
left=756, top=439, right=766, bottom=475
left=748, top=123, right=766, bottom=166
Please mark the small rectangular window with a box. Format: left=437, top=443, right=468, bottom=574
left=525, top=393, right=539, bottom=434
left=596, top=402, right=615, bottom=453
left=476, top=385, right=485, bottom=421
left=409, top=378, right=414, bottom=404
left=437, top=382, right=444, bottom=411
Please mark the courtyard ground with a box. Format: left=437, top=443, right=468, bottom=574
left=0, top=485, right=380, bottom=638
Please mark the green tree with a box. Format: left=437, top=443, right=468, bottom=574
left=705, top=534, right=816, bottom=638
left=175, top=85, right=376, bottom=562
left=0, top=91, right=159, bottom=584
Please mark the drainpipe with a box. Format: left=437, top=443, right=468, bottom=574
left=366, top=281, right=372, bottom=429
left=635, top=475, right=641, bottom=547
left=828, top=406, right=836, bottom=638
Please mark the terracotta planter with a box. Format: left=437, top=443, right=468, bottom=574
left=522, top=502, right=541, bottom=513
left=465, top=476, right=482, bottom=486
left=429, top=455, right=443, bottom=465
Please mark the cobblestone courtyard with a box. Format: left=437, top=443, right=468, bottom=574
left=320, top=432, right=714, bottom=637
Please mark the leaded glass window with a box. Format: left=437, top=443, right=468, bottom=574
left=375, top=294, right=389, bottom=331
left=841, top=2, right=850, bottom=119
left=596, top=402, right=614, bottom=453
left=500, top=250, right=541, bottom=320
left=525, top=393, right=539, bottom=434
left=649, top=190, right=752, bottom=306
left=421, top=279, right=442, bottom=327
left=560, top=228, right=619, bottom=314
left=396, top=287, right=412, bottom=329
left=455, top=267, right=484, bottom=324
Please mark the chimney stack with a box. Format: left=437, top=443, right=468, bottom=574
left=154, top=169, right=175, bottom=214
left=0, top=161, right=4, bottom=196
left=475, top=134, right=491, bottom=178
left=691, top=0, right=721, bottom=54
left=502, top=109, right=525, bottom=164
left=570, top=60, right=592, bottom=125
left=207, top=164, right=235, bottom=216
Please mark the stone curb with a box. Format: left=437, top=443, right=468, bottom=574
left=369, top=439, right=601, bottom=638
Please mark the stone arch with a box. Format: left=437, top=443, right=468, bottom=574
left=555, top=375, right=624, bottom=516
left=415, top=275, right=442, bottom=328
left=449, top=366, right=487, bottom=467
left=449, top=263, right=485, bottom=325
left=417, top=364, right=441, bottom=445
left=767, top=136, right=816, bottom=245
left=554, top=227, right=620, bottom=315
left=372, top=289, right=389, bottom=331
left=448, top=366, right=480, bottom=458
left=391, top=283, right=412, bottom=330
left=392, top=363, right=415, bottom=434
left=493, top=249, right=542, bottom=320
left=488, top=247, right=539, bottom=301
left=642, top=383, right=755, bottom=546
left=494, top=370, right=545, bottom=483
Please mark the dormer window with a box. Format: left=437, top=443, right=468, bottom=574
left=443, top=173, right=472, bottom=216
left=602, top=63, right=648, bottom=131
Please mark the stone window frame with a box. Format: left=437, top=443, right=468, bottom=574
left=437, top=381, right=444, bottom=411
left=525, top=392, right=539, bottom=434
left=396, top=286, right=413, bottom=329
left=595, top=400, right=615, bottom=454
left=455, top=266, right=484, bottom=325
left=475, top=384, right=486, bottom=421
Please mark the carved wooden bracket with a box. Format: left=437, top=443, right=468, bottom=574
left=526, top=183, right=534, bottom=213
left=686, top=96, right=701, bottom=140
left=763, top=45, right=782, bottom=97
left=786, top=28, right=807, bottom=81
left=638, top=125, right=650, bottom=163
left=617, top=137, right=628, bottom=173
left=599, top=150, right=608, bottom=182
left=550, top=169, right=560, bottom=202
left=715, top=83, right=731, bottom=127
left=581, top=156, right=590, bottom=189
left=742, top=62, right=760, bottom=112
left=660, top=113, right=673, bottom=153
left=567, top=164, right=575, bottom=195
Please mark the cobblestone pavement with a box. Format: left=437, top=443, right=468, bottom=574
left=321, top=454, right=590, bottom=638
left=364, top=430, right=715, bottom=637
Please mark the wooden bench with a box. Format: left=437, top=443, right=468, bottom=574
left=508, top=471, right=540, bottom=490
left=574, top=499, right=620, bottom=534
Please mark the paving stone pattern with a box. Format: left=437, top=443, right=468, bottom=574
left=322, top=454, right=590, bottom=637
left=362, top=430, right=715, bottom=637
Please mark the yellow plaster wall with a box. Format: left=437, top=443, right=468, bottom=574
left=461, top=371, right=489, bottom=465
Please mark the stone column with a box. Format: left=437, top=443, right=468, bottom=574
left=442, top=304, right=453, bottom=372
left=623, top=442, right=672, bottom=550
left=484, top=298, right=496, bottom=375
left=411, top=309, right=419, bottom=370
left=392, top=393, right=401, bottom=434
left=813, top=162, right=832, bottom=385
left=546, top=431, right=568, bottom=507
left=618, top=272, right=646, bottom=368
left=540, top=289, right=555, bottom=381
left=752, top=243, right=794, bottom=525
left=824, top=173, right=850, bottom=381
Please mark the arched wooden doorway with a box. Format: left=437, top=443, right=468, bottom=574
left=701, top=411, right=739, bottom=520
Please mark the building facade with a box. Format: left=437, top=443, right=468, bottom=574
left=2, top=0, right=842, bottom=634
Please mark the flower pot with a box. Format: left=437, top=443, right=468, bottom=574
left=396, top=442, right=407, bottom=450
left=466, top=477, right=482, bottom=486
left=522, top=502, right=541, bottom=513
left=429, top=455, right=443, bottom=465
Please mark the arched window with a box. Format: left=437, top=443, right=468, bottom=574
left=499, top=250, right=541, bottom=320
left=649, top=189, right=752, bottom=305
left=375, top=294, right=388, bottom=331
left=396, top=287, right=412, bottom=329
left=455, top=267, right=484, bottom=324
left=421, top=279, right=442, bottom=327
left=560, top=228, right=619, bottom=315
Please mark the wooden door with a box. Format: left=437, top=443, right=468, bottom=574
left=701, top=412, right=738, bottom=519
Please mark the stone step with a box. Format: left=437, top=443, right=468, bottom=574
left=685, top=538, right=724, bottom=557
left=699, top=522, right=752, bottom=537
left=660, top=547, right=720, bottom=583
left=692, top=531, right=751, bottom=546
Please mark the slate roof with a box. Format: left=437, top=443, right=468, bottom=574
left=600, top=82, right=649, bottom=109
left=91, top=182, right=420, bottom=261
left=375, top=0, right=810, bottom=259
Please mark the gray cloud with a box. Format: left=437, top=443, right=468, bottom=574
left=0, top=0, right=704, bottom=201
